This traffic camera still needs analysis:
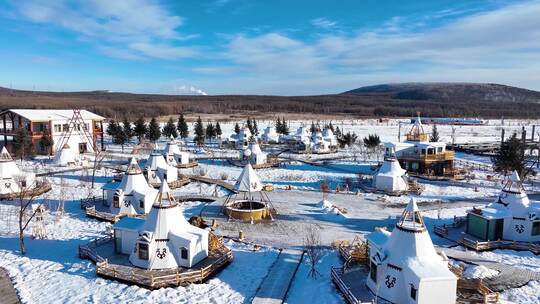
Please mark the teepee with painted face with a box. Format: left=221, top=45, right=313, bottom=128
left=129, top=182, right=209, bottom=270
left=366, top=198, right=457, bottom=304
left=103, top=157, right=158, bottom=215
left=466, top=170, right=540, bottom=242
left=0, top=147, right=36, bottom=195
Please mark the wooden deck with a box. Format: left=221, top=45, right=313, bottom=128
left=0, top=182, right=52, bottom=200
left=176, top=160, right=198, bottom=169
left=85, top=206, right=126, bottom=223
left=186, top=175, right=237, bottom=192
left=228, top=158, right=280, bottom=169
left=79, top=233, right=233, bottom=289
left=0, top=267, right=19, bottom=304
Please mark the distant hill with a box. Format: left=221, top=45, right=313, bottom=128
left=344, top=82, right=540, bottom=104
left=1, top=82, right=539, bottom=120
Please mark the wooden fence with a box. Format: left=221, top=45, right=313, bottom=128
left=80, top=233, right=233, bottom=289
left=433, top=216, right=467, bottom=237
left=457, top=279, right=499, bottom=304
left=85, top=206, right=124, bottom=223
left=330, top=267, right=360, bottom=304
left=459, top=235, right=540, bottom=254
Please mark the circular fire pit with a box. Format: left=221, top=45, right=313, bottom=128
left=224, top=200, right=271, bottom=221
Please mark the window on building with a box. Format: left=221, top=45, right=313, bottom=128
left=411, top=162, right=419, bottom=170
left=421, top=149, right=426, bottom=154
left=437, top=147, right=443, bottom=153
left=532, top=222, right=540, bottom=236
left=181, top=247, right=188, bottom=259
left=370, top=261, right=377, bottom=283
left=138, top=243, right=149, bottom=260
left=62, top=124, right=69, bottom=132
left=113, top=195, right=120, bottom=208
left=139, top=200, right=144, bottom=210
left=410, top=285, right=417, bottom=300
left=83, top=123, right=89, bottom=131
left=54, top=124, right=62, bottom=133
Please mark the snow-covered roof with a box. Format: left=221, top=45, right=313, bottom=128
left=405, top=258, right=455, bottom=281
left=234, top=163, right=263, bottom=192
left=0, top=147, right=13, bottom=162
left=3, top=109, right=105, bottom=121
left=377, top=157, right=406, bottom=177
left=114, top=217, right=145, bottom=231
left=0, top=147, right=20, bottom=179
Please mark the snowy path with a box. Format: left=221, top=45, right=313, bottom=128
left=0, top=267, right=20, bottom=304
left=441, top=248, right=540, bottom=291
left=251, top=249, right=304, bottom=304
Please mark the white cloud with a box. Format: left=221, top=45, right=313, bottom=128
left=170, top=85, right=208, bottom=95
left=206, top=1, right=540, bottom=94
left=14, top=0, right=196, bottom=60
left=311, top=17, right=337, bottom=30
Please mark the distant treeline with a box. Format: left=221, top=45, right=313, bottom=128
left=0, top=88, right=539, bottom=120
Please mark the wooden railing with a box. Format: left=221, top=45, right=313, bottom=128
left=81, top=232, right=233, bottom=289
left=459, top=234, right=540, bottom=254
left=457, top=278, right=499, bottom=304
left=434, top=216, right=466, bottom=237
left=330, top=267, right=360, bottom=304
left=85, top=206, right=124, bottom=223
left=400, top=150, right=455, bottom=161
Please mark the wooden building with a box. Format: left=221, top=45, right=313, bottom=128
left=0, top=109, right=105, bottom=155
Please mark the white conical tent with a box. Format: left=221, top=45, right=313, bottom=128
left=495, top=170, right=530, bottom=217
left=366, top=197, right=456, bottom=304
left=234, top=163, right=263, bottom=192
left=146, top=144, right=168, bottom=171
left=374, top=156, right=408, bottom=192
left=247, top=141, right=267, bottom=165
left=0, top=147, right=20, bottom=179
left=262, top=126, right=279, bottom=143
left=52, top=143, right=78, bottom=166
left=129, top=182, right=209, bottom=270
left=163, top=136, right=181, bottom=156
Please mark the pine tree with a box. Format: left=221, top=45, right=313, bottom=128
left=177, top=114, right=189, bottom=139
left=122, top=117, right=133, bottom=143
left=310, top=121, right=317, bottom=134
left=12, top=128, right=34, bottom=160
left=335, top=126, right=342, bottom=138
left=491, top=133, right=528, bottom=177
left=253, top=119, right=258, bottom=136
left=133, top=117, right=147, bottom=143
left=40, top=129, right=54, bottom=156
left=281, top=117, right=290, bottom=135
left=147, top=117, right=161, bottom=142
left=106, top=120, right=119, bottom=138
left=215, top=122, right=222, bottom=138
left=430, top=125, right=440, bottom=142
left=163, top=117, right=178, bottom=138
left=112, top=126, right=128, bottom=152
left=275, top=117, right=283, bottom=134
left=194, top=116, right=205, bottom=146
left=363, top=134, right=381, bottom=149
left=234, top=123, right=240, bottom=134
left=327, top=122, right=335, bottom=133
left=246, top=117, right=253, bottom=134
left=206, top=123, right=215, bottom=139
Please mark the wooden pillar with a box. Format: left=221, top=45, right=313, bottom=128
left=500, top=128, right=505, bottom=145
left=2, top=114, right=6, bottom=147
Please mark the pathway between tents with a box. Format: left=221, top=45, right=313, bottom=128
left=251, top=249, right=304, bottom=304
left=441, top=248, right=540, bottom=291
left=0, top=267, right=20, bottom=304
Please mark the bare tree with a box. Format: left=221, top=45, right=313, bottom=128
left=91, top=151, right=109, bottom=189
left=303, top=225, right=323, bottom=278
left=12, top=174, right=49, bottom=255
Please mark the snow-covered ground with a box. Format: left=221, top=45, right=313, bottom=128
left=1, top=118, right=539, bottom=303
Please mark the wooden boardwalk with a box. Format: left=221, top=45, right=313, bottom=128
left=251, top=249, right=304, bottom=304
left=441, top=248, right=540, bottom=292
left=0, top=268, right=19, bottom=304
left=186, top=175, right=236, bottom=192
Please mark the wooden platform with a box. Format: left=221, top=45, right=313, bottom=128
left=186, top=175, right=237, bottom=192
left=79, top=233, right=233, bottom=289
left=0, top=267, right=19, bottom=304
left=84, top=206, right=126, bottom=223
left=176, top=161, right=198, bottom=169
left=228, top=158, right=280, bottom=169
left=0, top=182, right=52, bottom=200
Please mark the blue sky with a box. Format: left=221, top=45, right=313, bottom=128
left=0, top=0, right=539, bottom=95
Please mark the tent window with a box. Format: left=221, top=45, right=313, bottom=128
left=138, top=243, right=149, bottom=260
left=181, top=247, right=188, bottom=260
left=532, top=222, right=540, bottom=236
left=370, top=261, right=377, bottom=283
left=163, top=173, right=167, bottom=181
left=410, top=284, right=417, bottom=300
left=113, top=195, right=120, bottom=208
left=139, top=200, right=144, bottom=209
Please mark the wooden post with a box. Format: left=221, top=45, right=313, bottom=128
left=239, top=230, right=245, bottom=241
left=500, top=128, right=505, bottom=145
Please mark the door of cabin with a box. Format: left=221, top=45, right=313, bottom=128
left=79, top=143, right=87, bottom=154
left=494, top=219, right=504, bottom=240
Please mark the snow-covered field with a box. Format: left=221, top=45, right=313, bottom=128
left=1, top=118, right=539, bottom=303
